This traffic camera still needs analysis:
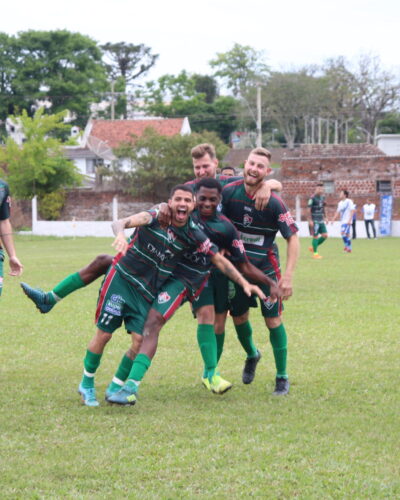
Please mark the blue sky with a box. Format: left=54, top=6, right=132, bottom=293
left=3, top=0, right=400, bottom=83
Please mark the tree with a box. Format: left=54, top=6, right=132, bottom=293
left=262, top=70, right=327, bottom=148
left=101, top=41, right=159, bottom=118
left=139, top=72, right=238, bottom=142
left=5, top=30, right=108, bottom=126
left=0, top=33, right=18, bottom=121
left=209, top=43, right=269, bottom=96
left=352, top=54, right=400, bottom=142
left=0, top=109, right=81, bottom=215
left=113, top=130, right=228, bottom=200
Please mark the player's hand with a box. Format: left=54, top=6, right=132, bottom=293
left=269, top=281, right=281, bottom=303
left=8, top=256, right=23, bottom=276
left=158, top=203, right=172, bottom=229
left=244, top=283, right=266, bottom=300
left=254, top=182, right=271, bottom=211
left=112, top=233, right=129, bottom=255
left=278, top=275, right=293, bottom=301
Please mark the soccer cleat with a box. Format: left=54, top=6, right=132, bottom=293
left=210, top=374, right=233, bottom=394
left=242, top=350, right=262, bottom=384
left=273, top=377, right=290, bottom=396
left=105, top=383, right=123, bottom=401
left=20, top=283, right=54, bottom=314
left=78, top=383, right=99, bottom=407
left=201, top=377, right=211, bottom=391
left=312, top=254, right=323, bottom=259
left=107, top=384, right=137, bottom=405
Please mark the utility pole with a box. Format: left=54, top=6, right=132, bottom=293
left=256, top=84, right=262, bottom=147
left=110, top=80, right=115, bottom=120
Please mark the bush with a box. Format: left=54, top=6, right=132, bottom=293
left=38, top=191, right=66, bottom=220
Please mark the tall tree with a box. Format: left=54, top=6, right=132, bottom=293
left=209, top=43, right=269, bottom=96
left=0, top=33, right=18, bottom=121
left=352, top=54, right=400, bottom=142
left=6, top=30, right=108, bottom=126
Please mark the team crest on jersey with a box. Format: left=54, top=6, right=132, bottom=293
left=243, top=213, right=253, bottom=226
left=262, top=296, right=275, bottom=310
left=157, top=291, right=171, bottom=304
left=167, top=228, right=176, bottom=242
left=278, top=211, right=295, bottom=226
left=232, top=239, right=245, bottom=253
left=198, top=238, right=212, bottom=254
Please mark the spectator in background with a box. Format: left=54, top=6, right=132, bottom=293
left=363, top=200, right=377, bottom=239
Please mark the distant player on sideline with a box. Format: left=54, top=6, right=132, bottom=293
left=0, top=178, right=23, bottom=295
left=363, top=200, right=377, bottom=239
left=330, top=189, right=355, bottom=253
left=308, top=183, right=328, bottom=259
left=220, top=147, right=300, bottom=396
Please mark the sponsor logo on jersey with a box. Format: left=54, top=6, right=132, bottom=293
left=183, top=250, right=209, bottom=265
left=262, top=296, right=275, bottom=310
left=243, top=214, right=253, bottom=226
left=105, top=294, right=124, bottom=315
left=147, top=243, right=174, bottom=261
left=157, top=291, right=171, bottom=304
left=239, top=231, right=264, bottom=246
left=278, top=211, right=295, bottom=226
left=232, top=239, right=245, bottom=253
left=197, top=238, right=212, bottom=254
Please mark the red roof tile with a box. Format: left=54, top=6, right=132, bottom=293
left=89, top=119, right=186, bottom=149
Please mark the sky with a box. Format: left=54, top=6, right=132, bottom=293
left=3, top=0, right=400, bottom=85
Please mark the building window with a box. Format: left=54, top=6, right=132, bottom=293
left=323, top=181, right=335, bottom=194
left=86, top=159, right=95, bottom=174
left=376, top=180, right=391, bottom=193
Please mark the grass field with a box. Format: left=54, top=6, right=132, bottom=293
left=1, top=235, right=399, bottom=499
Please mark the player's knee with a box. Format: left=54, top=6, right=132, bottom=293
left=232, top=312, right=249, bottom=325
left=143, top=308, right=165, bottom=336
left=93, top=254, right=113, bottom=272
left=265, top=316, right=281, bottom=329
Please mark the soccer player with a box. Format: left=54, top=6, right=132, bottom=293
left=220, top=165, right=236, bottom=177
left=363, top=199, right=377, bottom=239
left=107, top=178, right=275, bottom=405
left=220, top=147, right=300, bottom=396
left=0, top=178, right=23, bottom=296
left=80, top=185, right=265, bottom=406
left=308, top=183, right=328, bottom=259
left=21, top=142, right=281, bottom=312
left=330, top=190, right=355, bottom=253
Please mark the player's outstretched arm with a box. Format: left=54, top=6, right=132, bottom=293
left=211, top=252, right=266, bottom=300
left=111, top=212, right=153, bottom=255
left=237, top=261, right=281, bottom=302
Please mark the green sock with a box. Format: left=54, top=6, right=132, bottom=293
left=235, top=321, right=258, bottom=358
left=126, top=353, right=151, bottom=389
left=269, top=324, right=288, bottom=379
left=216, top=331, right=225, bottom=364
left=317, top=236, right=327, bottom=247
left=312, top=238, right=319, bottom=253
left=81, top=350, right=102, bottom=388
left=109, top=353, right=134, bottom=392
left=197, top=324, right=217, bottom=381
left=50, top=272, right=86, bottom=303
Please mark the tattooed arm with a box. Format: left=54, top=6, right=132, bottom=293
left=111, top=212, right=153, bottom=255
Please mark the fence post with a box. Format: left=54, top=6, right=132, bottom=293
left=112, top=196, right=118, bottom=221
left=32, top=196, right=37, bottom=233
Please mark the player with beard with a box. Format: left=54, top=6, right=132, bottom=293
left=221, top=148, right=299, bottom=396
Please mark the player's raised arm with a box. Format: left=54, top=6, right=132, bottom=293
left=210, top=252, right=266, bottom=300
left=111, top=212, right=153, bottom=255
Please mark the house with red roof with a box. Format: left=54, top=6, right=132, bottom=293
left=65, top=117, right=191, bottom=180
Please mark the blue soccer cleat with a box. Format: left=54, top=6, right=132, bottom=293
left=105, top=383, right=124, bottom=401
left=20, top=282, right=54, bottom=314
left=107, top=384, right=137, bottom=405
left=78, top=384, right=100, bottom=407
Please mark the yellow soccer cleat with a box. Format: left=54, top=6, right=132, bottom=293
left=210, top=374, right=233, bottom=395
left=201, top=377, right=211, bottom=391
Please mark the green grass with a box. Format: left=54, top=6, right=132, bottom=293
left=1, top=235, right=399, bottom=499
